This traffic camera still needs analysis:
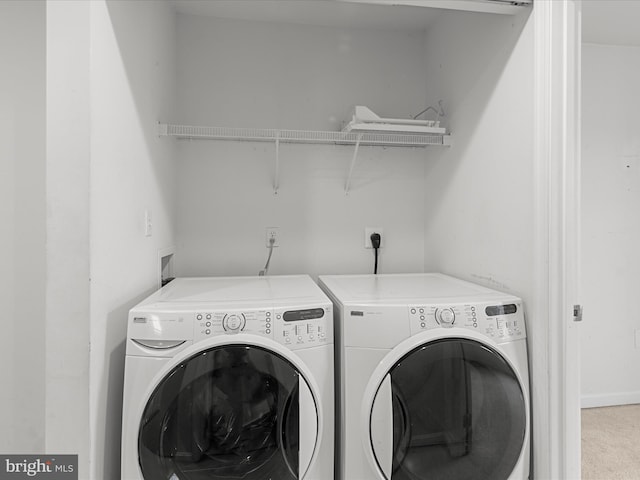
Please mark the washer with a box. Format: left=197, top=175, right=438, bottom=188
left=319, top=273, right=530, bottom=480
left=121, top=275, right=333, bottom=480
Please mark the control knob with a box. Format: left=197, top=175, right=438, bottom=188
left=223, top=313, right=245, bottom=332
left=436, top=308, right=455, bottom=326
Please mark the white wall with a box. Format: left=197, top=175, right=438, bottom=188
left=420, top=5, right=539, bottom=471
left=421, top=9, right=534, bottom=295
left=45, top=1, right=92, bottom=474
left=89, top=1, right=176, bottom=477
left=0, top=0, right=46, bottom=454
left=1, top=2, right=93, bottom=471
left=174, top=15, right=431, bottom=278
left=581, top=44, right=640, bottom=407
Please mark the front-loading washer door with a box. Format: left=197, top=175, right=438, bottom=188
left=138, top=344, right=317, bottom=480
left=370, top=338, right=526, bottom=480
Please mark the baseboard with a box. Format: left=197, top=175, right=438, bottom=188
left=581, top=391, right=640, bottom=408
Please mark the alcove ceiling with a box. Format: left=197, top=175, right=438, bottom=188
left=582, top=0, right=640, bottom=46
left=169, top=0, right=444, bottom=31
left=171, top=0, right=640, bottom=46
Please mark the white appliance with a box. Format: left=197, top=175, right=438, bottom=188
left=319, top=273, right=530, bottom=480
left=342, top=106, right=445, bottom=134
left=121, top=275, right=334, bottom=480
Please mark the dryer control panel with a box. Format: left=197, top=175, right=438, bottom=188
left=194, top=304, right=333, bottom=350
left=273, top=306, right=333, bottom=351
left=408, top=301, right=526, bottom=342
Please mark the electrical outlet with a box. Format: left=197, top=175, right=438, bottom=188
left=266, top=227, right=280, bottom=247
left=365, top=227, right=383, bottom=248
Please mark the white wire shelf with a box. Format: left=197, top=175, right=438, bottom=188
left=158, top=123, right=451, bottom=193
left=158, top=123, right=451, bottom=147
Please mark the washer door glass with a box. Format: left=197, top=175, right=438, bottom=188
left=139, top=345, right=317, bottom=480
left=370, top=338, right=526, bottom=480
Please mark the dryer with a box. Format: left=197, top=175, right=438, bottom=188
left=121, top=275, right=333, bottom=480
left=319, top=273, right=530, bottom=480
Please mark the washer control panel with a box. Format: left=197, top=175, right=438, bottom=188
left=194, top=304, right=332, bottom=350
left=408, top=301, right=525, bottom=342
left=195, top=309, right=271, bottom=340
left=274, top=305, right=333, bottom=351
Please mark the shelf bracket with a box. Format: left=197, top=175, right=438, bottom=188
left=274, top=132, right=280, bottom=194
left=345, top=133, right=362, bottom=194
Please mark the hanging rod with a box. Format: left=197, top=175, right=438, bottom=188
left=158, top=123, right=451, bottom=147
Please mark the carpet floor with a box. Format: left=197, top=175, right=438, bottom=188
left=581, top=404, right=640, bottom=479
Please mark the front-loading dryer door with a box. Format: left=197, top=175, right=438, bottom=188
left=137, top=341, right=318, bottom=480
left=368, top=338, right=527, bottom=480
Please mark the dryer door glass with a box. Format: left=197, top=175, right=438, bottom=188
left=138, top=345, right=317, bottom=480
left=370, top=338, right=526, bottom=480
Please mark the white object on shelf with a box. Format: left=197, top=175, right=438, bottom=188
left=340, top=0, right=532, bottom=16
left=158, top=123, right=451, bottom=194
left=342, top=106, right=447, bottom=135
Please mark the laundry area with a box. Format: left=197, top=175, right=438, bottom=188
left=1, top=1, right=584, bottom=480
